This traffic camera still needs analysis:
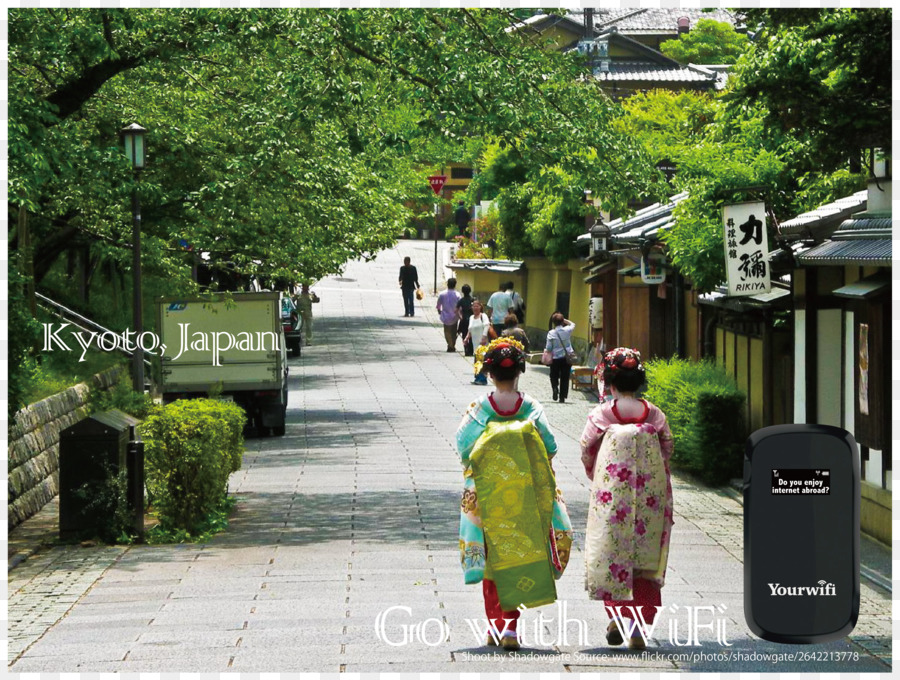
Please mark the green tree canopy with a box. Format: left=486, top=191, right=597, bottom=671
left=641, top=9, right=884, bottom=293
left=724, top=8, right=891, bottom=172
left=10, top=8, right=663, bottom=285
left=660, top=18, right=750, bottom=65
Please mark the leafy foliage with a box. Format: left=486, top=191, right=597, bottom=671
left=659, top=19, right=750, bottom=65
left=616, top=89, right=717, bottom=166
left=664, top=140, right=786, bottom=293
left=468, top=124, right=664, bottom=262
left=140, top=399, right=245, bottom=532
left=634, top=10, right=881, bottom=292
left=8, top=259, right=42, bottom=416
left=70, top=468, right=136, bottom=545
left=90, top=377, right=158, bottom=419
left=643, top=358, right=745, bottom=485
left=725, top=8, right=891, bottom=172
left=10, top=8, right=662, bottom=286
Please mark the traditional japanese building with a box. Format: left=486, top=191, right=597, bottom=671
left=516, top=8, right=738, bottom=98
left=777, top=177, right=890, bottom=544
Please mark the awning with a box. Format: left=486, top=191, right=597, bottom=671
left=795, top=239, right=891, bottom=266
left=747, top=287, right=791, bottom=304
left=832, top=278, right=890, bottom=299
left=448, top=259, right=525, bottom=273
left=583, top=261, right=617, bottom=283
left=699, top=284, right=792, bottom=310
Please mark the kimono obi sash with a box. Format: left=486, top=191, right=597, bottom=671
left=470, top=419, right=557, bottom=610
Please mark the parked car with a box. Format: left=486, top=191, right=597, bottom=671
left=281, top=295, right=302, bottom=357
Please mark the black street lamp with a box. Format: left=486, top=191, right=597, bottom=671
left=121, top=123, right=147, bottom=392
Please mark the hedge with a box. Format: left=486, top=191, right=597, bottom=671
left=141, top=398, right=246, bottom=532
left=644, top=358, right=746, bottom=485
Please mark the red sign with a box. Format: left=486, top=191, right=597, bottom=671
left=428, top=175, right=447, bottom=195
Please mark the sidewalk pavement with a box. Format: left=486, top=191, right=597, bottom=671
left=7, top=239, right=893, bottom=673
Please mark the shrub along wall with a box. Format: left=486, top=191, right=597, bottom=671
left=7, top=366, right=124, bottom=529
left=644, top=358, right=746, bottom=486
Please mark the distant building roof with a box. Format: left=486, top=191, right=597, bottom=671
left=778, top=190, right=868, bottom=238
left=600, top=8, right=740, bottom=33
left=573, top=8, right=741, bottom=34
left=448, top=259, right=524, bottom=273
left=576, top=192, right=688, bottom=248
left=596, top=61, right=719, bottom=83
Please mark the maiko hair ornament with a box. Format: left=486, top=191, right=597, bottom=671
left=601, top=347, right=644, bottom=375
left=475, top=337, right=527, bottom=375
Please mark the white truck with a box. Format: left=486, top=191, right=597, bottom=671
left=155, top=291, right=289, bottom=436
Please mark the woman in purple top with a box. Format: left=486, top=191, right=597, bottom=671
left=437, top=278, right=462, bottom=352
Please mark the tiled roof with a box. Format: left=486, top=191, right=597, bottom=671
left=575, top=192, right=688, bottom=247
left=448, top=259, right=524, bottom=273
left=830, top=217, right=892, bottom=238
left=778, top=190, right=867, bottom=237
left=595, top=61, right=718, bottom=83
left=573, top=8, right=740, bottom=33
left=795, top=239, right=892, bottom=266
left=794, top=214, right=892, bottom=266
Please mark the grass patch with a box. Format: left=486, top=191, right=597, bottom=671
left=21, top=349, right=126, bottom=405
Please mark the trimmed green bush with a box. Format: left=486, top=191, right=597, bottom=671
left=644, top=358, right=746, bottom=485
left=140, top=399, right=246, bottom=532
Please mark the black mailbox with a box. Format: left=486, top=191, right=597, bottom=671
left=59, top=409, right=144, bottom=539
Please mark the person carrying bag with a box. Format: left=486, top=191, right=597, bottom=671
left=544, top=313, right=576, bottom=403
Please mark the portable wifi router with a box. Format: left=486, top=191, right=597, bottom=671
left=743, top=424, right=860, bottom=644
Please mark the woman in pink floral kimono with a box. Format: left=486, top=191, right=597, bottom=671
left=580, top=347, right=674, bottom=650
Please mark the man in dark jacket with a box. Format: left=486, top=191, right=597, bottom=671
left=454, top=200, right=470, bottom=239
left=399, top=256, right=420, bottom=317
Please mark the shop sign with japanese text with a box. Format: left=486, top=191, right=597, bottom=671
left=723, top=202, right=771, bottom=297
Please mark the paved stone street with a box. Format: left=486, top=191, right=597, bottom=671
left=7, top=240, right=892, bottom=673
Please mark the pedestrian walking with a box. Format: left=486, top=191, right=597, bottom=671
left=454, top=200, right=471, bottom=239
left=456, top=338, right=573, bottom=650
left=464, top=299, right=494, bottom=385
left=486, top=283, right=512, bottom=337
left=506, top=281, right=526, bottom=324
left=295, top=283, right=318, bottom=345
left=500, top=313, right=530, bottom=353
left=579, top=347, right=674, bottom=651
left=544, top=313, right=575, bottom=403
left=399, top=256, right=420, bottom=317
left=456, top=284, right=475, bottom=356
left=437, top=278, right=462, bottom=352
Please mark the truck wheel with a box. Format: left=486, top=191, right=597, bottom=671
left=254, top=414, right=269, bottom=437
left=273, top=423, right=286, bottom=436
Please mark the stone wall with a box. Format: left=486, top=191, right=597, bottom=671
left=7, top=366, right=124, bottom=529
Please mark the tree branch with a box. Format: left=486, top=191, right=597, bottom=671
left=101, top=10, right=118, bottom=54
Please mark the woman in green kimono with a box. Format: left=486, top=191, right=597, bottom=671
left=456, top=338, right=573, bottom=650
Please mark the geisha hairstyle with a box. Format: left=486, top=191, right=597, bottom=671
left=482, top=339, right=527, bottom=381
left=601, top=347, right=646, bottom=393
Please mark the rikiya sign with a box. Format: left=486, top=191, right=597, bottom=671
left=428, top=175, right=447, bottom=195
left=722, top=201, right=771, bottom=297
